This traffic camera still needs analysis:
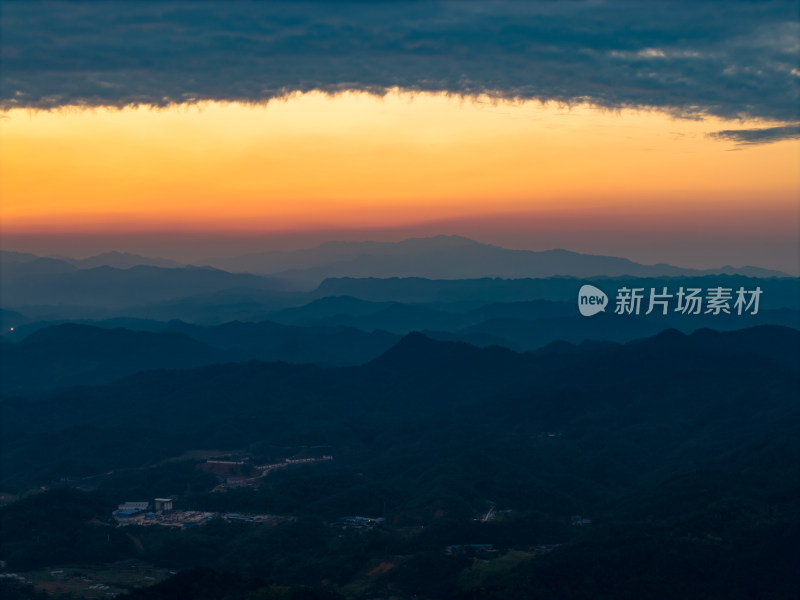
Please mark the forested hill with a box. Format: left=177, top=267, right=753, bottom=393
left=1, top=325, right=798, bottom=599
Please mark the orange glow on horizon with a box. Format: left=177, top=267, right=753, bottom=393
left=1, top=92, right=798, bottom=234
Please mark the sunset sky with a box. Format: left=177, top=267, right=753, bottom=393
left=1, top=2, right=798, bottom=273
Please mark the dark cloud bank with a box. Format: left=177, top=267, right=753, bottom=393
left=1, top=1, right=798, bottom=142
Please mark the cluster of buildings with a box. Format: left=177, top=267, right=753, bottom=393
left=112, top=498, right=293, bottom=528
left=113, top=498, right=215, bottom=528
left=114, top=499, right=173, bottom=521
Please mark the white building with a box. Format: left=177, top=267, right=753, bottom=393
left=154, top=498, right=174, bottom=512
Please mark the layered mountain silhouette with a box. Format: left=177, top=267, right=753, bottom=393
left=1, top=238, right=797, bottom=600
left=202, top=235, right=787, bottom=284
left=0, top=321, right=402, bottom=395
left=0, top=324, right=225, bottom=395
left=1, top=250, right=181, bottom=269
left=2, top=240, right=791, bottom=320
left=1, top=259, right=290, bottom=308
left=2, top=237, right=788, bottom=303
left=3, top=325, right=797, bottom=491
left=313, top=275, right=800, bottom=307
left=56, top=251, right=183, bottom=270
left=261, top=295, right=799, bottom=339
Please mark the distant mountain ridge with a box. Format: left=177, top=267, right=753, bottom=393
left=0, top=259, right=291, bottom=308
left=2, top=238, right=788, bottom=302
left=3, top=238, right=788, bottom=285
left=201, top=235, right=787, bottom=284
left=313, top=275, right=800, bottom=306
left=55, top=251, right=183, bottom=269
left=0, top=250, right=181, bottom=269
left=1, top=241, right=793, bottom=325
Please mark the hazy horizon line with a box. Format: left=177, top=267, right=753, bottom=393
left=2, top=230, right=796, bottom=277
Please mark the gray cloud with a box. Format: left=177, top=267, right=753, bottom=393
left=1, top=1, right=798, bottom=130
left=709, top=124, right=800, bottom=144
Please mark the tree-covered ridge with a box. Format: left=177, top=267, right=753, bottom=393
left=1, top=326, right=798, bottom=598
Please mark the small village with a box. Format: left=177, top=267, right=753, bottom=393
left=112, top=499, right=295, bottom=528
left=110, top=452, right=377, bottom=530
left=112, top=499, right=391, bottom=532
